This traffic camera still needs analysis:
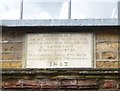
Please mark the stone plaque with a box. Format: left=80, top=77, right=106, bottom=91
left=26, top=33, right=93, bottom=68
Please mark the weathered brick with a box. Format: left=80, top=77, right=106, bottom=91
left=96, top=43, right=118, bottom=51
left=10, top=61, right=22, bottom=68
left=96, top=30, right=119, bottom=68
left=2, top=80, right=19, bottom=88
left=1, top=62, right=10, bottom=68
left=78, top=79, right=97, bottom=89
left=3, top=79, right=59, bottom=89
left=2, top=31, right=24, bottom=68
left=96, top=52, right=101, bottom=59
left=16, top=79, right=39, bottom=86
left=100, top=80, right=117, bottom=89
left=102, top=52, right=118, bottom=59
left=2, top=53, right=13, bottom=60
left=2, top=53, right=22, bottom=60
left=60, top=79, right=77, bottom=88
left=96, top=61, right=119, bottom=68
left=96, top=30, right=118, bottom=41
left=2, top=31, right=24, bottom=41
left=0, top=61, right=22, bottom=68
left=39, top=79, right=58, bottom=88
left=2, top=43, right=23, bottom=51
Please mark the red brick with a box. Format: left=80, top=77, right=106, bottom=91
left=3, top=79, right=59, bottom=89
left=60, top=79, right=77, bottom=88
left=16, top=79, right=39, bottom=86
left=102, top=80, right=117, bottom=89
left=78, top=79, right=97, bottom=89
left=2, top=80, right=19, bottom=88
left=39, top=79, right=58, bottom=88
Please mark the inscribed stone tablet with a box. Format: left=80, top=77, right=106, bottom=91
left=26, top=33, right=93, bottom=68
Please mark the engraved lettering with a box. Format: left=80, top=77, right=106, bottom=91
left=27, top=33, right=92, bottom=68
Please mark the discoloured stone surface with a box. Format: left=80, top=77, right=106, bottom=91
left=96, top=30, right=119, bottom=68
left=96, top=43, right=118, bottom=51
left=100, top=80, right=118, bottom=89
left=1, top=30, right=24, bottom=68
left=96, top=61, right=119, bottom=68
left=102, top=52, right=118, bottom=59
left=60, top=79, right=77, bottom=88
left=78, top=79, right=97, bottom=89
left=0, top=61, right=22, bottom=68
left=96, top=30, right=118, bottom=41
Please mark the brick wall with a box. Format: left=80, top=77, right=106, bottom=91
left=96, top=30, right=119, bottom=68
left=1, top=69, right=120, bottom=90
left=1, top=28, right=120, bottom=90
left=0, top=28, right=119, bottom=68
left=1, top=30, right=24, bottom=68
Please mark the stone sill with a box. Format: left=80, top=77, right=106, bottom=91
left=1, top=68, right=120, bottom=74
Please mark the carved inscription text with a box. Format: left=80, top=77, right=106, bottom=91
left=26, top=33, right=92, bottom=68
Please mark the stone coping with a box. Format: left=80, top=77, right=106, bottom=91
left=1, top=19, right=118, bottom=27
